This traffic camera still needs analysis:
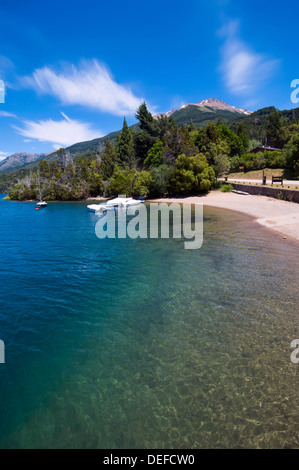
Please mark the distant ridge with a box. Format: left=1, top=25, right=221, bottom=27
left=0, top=152, right=46, bottom=173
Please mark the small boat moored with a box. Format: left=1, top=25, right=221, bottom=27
left=36, top=170, right=47, bottom=208
left=36, top=201, right=48, bottom=208
left=87, top=195, right=145, bottom=212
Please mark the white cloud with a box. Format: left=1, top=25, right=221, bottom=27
left=0, top=111, right=17, bottom=118
left=0, top=150, right=9, bottom=161
left=25, top=60, right=144, bottom=116
left=219, top=19, right=278, bottom=96
left=13, top=112, right=102, bottom=149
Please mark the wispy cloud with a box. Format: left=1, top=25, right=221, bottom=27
left=0, top=150, right=9, bottom=161
left=13, top=112, right=102, bottom=149
left=24, top=59, right=144, bottom=116
left=0, top=111, right=17, bottom=118
left=219, top=19, right=278, bottom=96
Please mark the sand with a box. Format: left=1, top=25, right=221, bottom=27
left=149, top=191, right=299, bottom=243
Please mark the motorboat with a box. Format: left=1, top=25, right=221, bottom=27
left=106, top=195, right=144, bottom=207
left=87, top=196, right=144, bottom=212
left=87, top=204, right=106, bottom=213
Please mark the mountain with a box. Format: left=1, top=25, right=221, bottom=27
left=45, top=99, right=253, bottom=163
left=1, top=99, right=298, bottom=193
left=155, top=98, right=253, bottom=127
left=230, top=106, right=299, bottom=143
left=0, top=152, right=46, bottom=173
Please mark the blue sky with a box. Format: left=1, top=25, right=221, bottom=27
left=0, top=0, right=298, bottom=159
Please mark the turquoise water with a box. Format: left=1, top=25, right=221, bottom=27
left=0, top=196, right=298, bottom=449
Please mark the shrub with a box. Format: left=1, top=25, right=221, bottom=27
left=167, top=153, right=215, bottom=195
left=221, top=183, right=234, bottom=192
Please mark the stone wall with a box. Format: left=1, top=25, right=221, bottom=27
left=232, top=183, right=299, bottom=204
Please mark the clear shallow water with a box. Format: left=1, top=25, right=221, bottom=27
left=0, top=196, right=298, bottom=449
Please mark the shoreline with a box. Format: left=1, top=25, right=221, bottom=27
left=149, top=191, right=299, bottom=244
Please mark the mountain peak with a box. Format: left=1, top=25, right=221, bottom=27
left=195, top=98, right=252, bottom=115
left=157, top=98, right=253, bottom=119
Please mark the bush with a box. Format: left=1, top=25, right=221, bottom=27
left=221, top=183, right=234, bottom=192
left=149, top=165, right=172, bottom=197
left=167, top=153, right=215, bottom=195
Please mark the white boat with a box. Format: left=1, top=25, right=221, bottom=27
left=87, top=204, right=106, bottom=213
left=36, top=171, right=47, bottom=208
left=106, top=195, right=144, bottom=207
left=87, top=195, right=145, bottom=212
left=36, top=201, right=48, bottom=208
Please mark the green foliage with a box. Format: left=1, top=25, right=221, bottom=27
left=163, top=124, right=197, bottom=164
left=100, top=137, right=116, bottom=180
left=285, top=135, right=299, bottom=175
left=237, top=123, right=250, bottom=152
left=134, top=130, right=156, bottom=165
left=135, top=102, right=155, bottom=135
left=115, top=118, right=135, bottom=168
left=217, top=124, right=244, bottom=157
left=265, top=151, right=286, bottom=168
left=144, top=141, right=164, bottom=168
left=266, top=110, right=282, bottom=148
left=221, top=183, right=234, bottom=192
left=107, top=167, right=152, bottom=197
left=149, top=164, right=172, bottom=197
left=167, top=154, right=215, bottom=195
left=132, top=171, right=152, bottom=197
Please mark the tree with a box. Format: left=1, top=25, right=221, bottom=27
left=107, top=167, right=137, bottom=196
left=134, top=130, right=156, bottom=165
left=100, top=137, right=116, bottom=179
left=116, top=118, right=135, bottom=168
left=266, top=110, right=282, bottom=148
left=285, top=135, right=299, bottom=175
left=195, top=124, right=221, bottom=153
left=237, top=123, right=249, bottom=152
left=132, top=171, right=152, bottom=197
left=135, top=102, right=156, bottom=136
left=149, top=164, right=172, bottom=197
left=163, top=125, right=197, bottom=164
left=167, top=154, right=215, bottom=195
left=188, top=119, right=197, bottom=132
left=144, top=141, right=164, bottom=168
left=57, top=148, right=73, bottom=171
left=38, top=159, right=50, bottom=178
left=217, top=124, right=244, bottom=157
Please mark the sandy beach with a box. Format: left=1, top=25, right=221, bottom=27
left=150, top=191, right=299, bottom=243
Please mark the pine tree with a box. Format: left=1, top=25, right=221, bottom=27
left=266, top=110, right=282, bottom=148
left=188, top=119, right=197, bottom=132
left=135, top=102, right=155, bottom=135
left=101, top=137, right=116, bottom=179
left=116, top=118, right=135, bottom=168
left=237, top=123, right=249, bottom=152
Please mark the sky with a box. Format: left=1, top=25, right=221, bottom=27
left=0, top=0, right=298, bottom=160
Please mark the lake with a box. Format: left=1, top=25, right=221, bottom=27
left=0, top=196, right=298, bottom=448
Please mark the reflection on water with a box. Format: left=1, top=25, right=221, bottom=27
left=0, top=199, right=298, bottom=448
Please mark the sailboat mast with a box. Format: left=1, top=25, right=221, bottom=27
left=38, top=170, right=42, bottom=202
